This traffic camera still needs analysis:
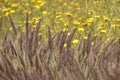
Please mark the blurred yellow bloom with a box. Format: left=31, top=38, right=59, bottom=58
left=42, top=11, right=47, bottom=16
left=111, top=24, right=116, bottom=29
left=63, top=28, right=68, bottom=32
left=113, top=18, right=120, bottom=22
left=72, top=39, right=79, bottom=44
left=32, top=25, right=36, bottom=29
left=94, top=15, right=100, bottom=19
left=24, top=10, right=32, bottom=14
left=46, top=18, right=50, bottom=24
left=63, top=43, right=67, bottom=47
left=82, top=23, right=88, bottom=26
left=32, top=17, right=40, bottom=24
left=11, top=3, right=19, bottom=7
left=58, top=18, right=63, bottom=21
left=93, top=1, right=98, bottom=4
left=28, top=20, right=33, bottom=24
left=31, top=0, right=35, bottom=2
left=97, top=26, right=103, bottom=30
left=38, top=33, right=42, bottom=36
left=34, top=5, right=41, bottom=9
left=10, top=10, right=15, bottom=13
left=117, top=24, right=120, bottom=28
left=103, top=16, right=109, bottom=21
left=94, top=34, right=97, bottom=37
left=91, top=42, right=94, bottom=45
left=25, top=3, right=29, bottom=6
left=78, top=28, right=84, bottom=32
left=83, top=36, right=88, bottom=40
left=76, top=8, right=80, bottom=11
left=101, top=29, right=107, bottom=33
left=2, top=8, right=11, bottom=12
left=105, top=38, right=110, bottom=43
left=37, top=0, right=42, bottom=3
left=21, top=27, right=26, bottom=32
left=65, top=12, right=72, bottom=17
left=67, top=32, right=71, bottom=36
left=63, top=20, right=68, bottom=26
left=63, top=2, right=67, bottom=6
left=87, top=18, right=94, bottom=23
left=41, top=25, right=45, bottom=29
left=5, top=12, right=10, bottom=16
left=56, top=15, right=61, bottom=19
left=56, top=11, right=62, bottom=15
left=40, top=1, right=46, bottom=6
left=73, top=20, right=80, bottom=25
left=9, top=27, right=13, bottom=31
left=88, top=10, right=96, bottom=15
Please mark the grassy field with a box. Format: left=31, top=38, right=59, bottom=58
left=0, top=0, right=120, bottom=80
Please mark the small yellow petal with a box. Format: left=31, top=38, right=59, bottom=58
left=83, top=36, right=88, bottom=40
left=101, top=29, right=107, bottom=33
left=64, top=43, right=67, bottom=47
left=72, top=39, right=79, bottom=44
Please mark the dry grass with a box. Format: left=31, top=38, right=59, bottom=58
left=0, top=14, right=120, bottom=80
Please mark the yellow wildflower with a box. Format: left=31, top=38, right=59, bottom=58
left=76, top=8, right=80, bottom=11
left=87, top=18, right=94, bottom=23
left=65, top=12, right=72, bottom=17
left=24, top=10, right=32, bottom=14
left=56, top=15, right=61, bottom=19
left=42, top=11, right=47, bottom=16
left=83, top=36, right=88, bottom=40
left=58, top=18, right=63, bottom=21
left=41, top=25, right=45, bottom=29
left=2, top=8, right=11, bottom=12
left=46, top=18, right=50, bottom=24
left=72, top=39, right=79, bottom=44
left=78, top=27, right=84, bottom=32
left=28, top=20, right=33, bottom=24
left=11, top=3, right=19, bottom=7
left=32, top=18, right=40, bottom=24
left=97, top=26, right=103, bottom=30
left=91, top=42, right=94, bottom=45
left=10, top=10, right=15, bottom=13
left=5, top=12, right=10, bottom=16
left=37, top=0, right=42, bottom=3
left=9, top=27, right=13, bottom=31
left=67, top=32, right=71, bottom=36
left=73, top=20, right=80, bottom=25
left=101, top=29, right=107, bottom=33
left=111, top=24, right=116, bottom=29
left=94, top=15, right=100, bottom=19
left=103, top=16, right=109, bottom=21
left=40, top=2, right=46, bottom=6
left=32, top=25, right=36, bottom=29
left=63, top=28, right=68, bottom=32
left=94, top=34, right=97, bottom=37
left=88, top=10, right=96, bottom=15
left=31, top=0, right=35, bottom=3
left=25, top=3, right=29, bottom=6
left=38, top=33, right=42, bottom=36
left=63, top=20, right=68, bottom=26
left=63, top=43, right=67, bottom=48
left=56, top=11, right=62, bottom=15
left=105, top=38, right=110, bottom=43
left=63, top=2, right=67, bottom=6
left=21, top=27, right=26, bottom=32
left=34, top=5, right=41, bottom=9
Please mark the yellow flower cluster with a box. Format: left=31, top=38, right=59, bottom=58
left=0, top=0, right=120, bottom=43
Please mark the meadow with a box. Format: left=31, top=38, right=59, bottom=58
left=0, top=0, right=120, bottom=80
